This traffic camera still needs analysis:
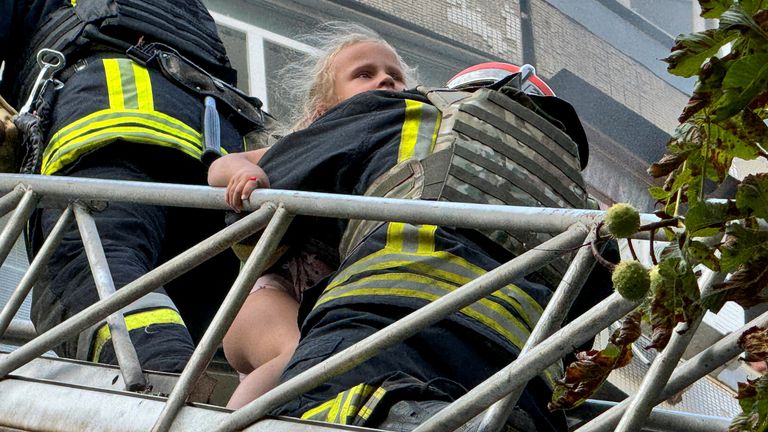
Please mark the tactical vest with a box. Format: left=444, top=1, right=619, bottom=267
left=340, top=87, right=589, bottom=288
left=11, top=0, right=235, bottom=109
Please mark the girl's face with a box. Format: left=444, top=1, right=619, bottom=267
left=329, top=41, right=407, bottom=105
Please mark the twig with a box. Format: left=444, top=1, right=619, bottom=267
left=591, top=222, right=616, bottom=271
left=627, top=238, right=639, bottom=261
left=650, top=229, right=658, bottom=266
left=639, top=218, right=680, bottom=232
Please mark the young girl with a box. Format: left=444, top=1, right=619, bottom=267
left=207, top=22, right=414, bottom=409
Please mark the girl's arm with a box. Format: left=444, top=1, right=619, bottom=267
left=208, top=148, right=271, bottom=211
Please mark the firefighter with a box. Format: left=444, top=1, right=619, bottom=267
left=0, top=0, right=264, bottom=372
left=245, top=58, right=616, bottom=430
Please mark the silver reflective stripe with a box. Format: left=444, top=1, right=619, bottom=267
left=75, top=292, right=180, bottom=360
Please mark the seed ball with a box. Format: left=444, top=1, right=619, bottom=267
left=605, top=203, right=641, bottom=238
left=612, top=260, right=650, bottom=301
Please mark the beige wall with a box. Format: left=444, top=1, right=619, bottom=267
left=531, top=1, right=686, bottom=133
left=354, top=0, right=686, bottom=134
left=356, top=0, right=523, bottom=64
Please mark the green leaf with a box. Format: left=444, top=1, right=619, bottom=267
left=709, top=112, right=765, bottom=161
left=664, top=29, right=736, bottom=77
left=686, top=240, right=721, bottom=271
left=649, top=186, right=672, bottom=201
left=719, top=5, right=768, bottom=37
left=736, top=174, right=768, bottom=219
left=648, top=255, right=702, bottom=350
left=685, top=196, right=737, bottom=236
left=719, top=224, right=768, bottom=272
left=713, top=54, right=768, bottom=121
left=698, top=0, right=733, bottom=19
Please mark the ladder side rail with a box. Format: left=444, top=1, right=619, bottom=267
left=0, top=206, right=72, bottom=338
left=215, top=226, right=590, bottom=432
left=2, top=318, right=36, bottom=346
left=73, top=203, right=147, bottom=391
left=475, top=226, right=599, bottom=432
left=0, top=174, right=664, bottom=237
left=0, top=204, right=276, bottom=378
left=0, top=188, right=37, bottom=266
left=612, top=269, right=724, bottom=432
left=152, top=205, right=289, bottom=432
left=0, top=185, right=25, bottom=217
left=409, top=292, right=639, bottom=432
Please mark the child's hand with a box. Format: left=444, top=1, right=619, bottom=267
left=226, top=165, right=271, bottom=211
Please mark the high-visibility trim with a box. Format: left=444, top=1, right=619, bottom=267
left=416, top=225, right=437, bottom=254
left=41, top=57, right=232, bottom=175
left=385, top=223, right=405, bottom=252
left=397, top=100, right=440, bottom=162
left=90, top=308, right=186, bottom=362
left=385, top=222, right=437, bottom=254
left=319, top=272, right=532, bottom=348
left=327, top=247, right=544, bottom=330
left=50, top=108, right=199, bottom=143
left=103, top=59, right=125, bottom=111
left=42, top=125, right=203, bottom=175
left=301, top=383, right=378, bottom=424
left=358, top=387, right=386, bottom=420
left=47, top=111, right=201, bottom=151
left=132, top=62, right=154, bottom=111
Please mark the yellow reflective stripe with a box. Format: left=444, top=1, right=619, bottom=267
left=51, top=108, right=198, bottom=143
left=417, top=225, right=437, bottom=253
left=397, top=100, right=421, bottom=162
left=385, top=222, right=436, bottom=254
left=327, top=390, right=345, bottom=422
left=91, top=308, right=185, bottom=362
left=42, top=126, right=203, bottom=175
left=43, top=109, right=206, bottom=175
left=300, top=384, right=376, bottom=424
left=386, top=223, right=405, bottom=251
left=326, top=248, right=543, bottom=330
left=338, top=385, right=358, bottom=423
left=48, top=111, right=201, bottom=154
left=132, top=62, right=154, bottom=111
left=397, top=100, right=440, bottom=163
left=301, top=399, right=334, bottom=421
left=103, top=59, right=124, bottom=110
left=320, top=272, right=531, bottom=349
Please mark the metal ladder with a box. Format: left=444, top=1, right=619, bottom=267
left=0, top=174, right=749, bottom=432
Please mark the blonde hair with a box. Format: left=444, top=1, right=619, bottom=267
left=278, top=22, right=416, bottom=131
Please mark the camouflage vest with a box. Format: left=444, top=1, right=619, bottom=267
left=340, top=86, right=589, bottom=288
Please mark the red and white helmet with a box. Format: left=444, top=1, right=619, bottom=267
left=446, top=62, right=555, bottom=96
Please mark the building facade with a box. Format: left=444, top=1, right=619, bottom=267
left=203, top=0, right=697, bottom=211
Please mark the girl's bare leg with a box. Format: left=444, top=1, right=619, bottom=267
left=223, top=288, right=300, bottom=409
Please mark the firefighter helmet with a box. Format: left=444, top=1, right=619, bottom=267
left=446, top=62, right=555, bottom=96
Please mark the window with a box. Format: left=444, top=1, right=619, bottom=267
left=212, top=12, right=314, bottom=120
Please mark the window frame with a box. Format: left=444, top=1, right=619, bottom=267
left=211, top=11, right=315, bottom=111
